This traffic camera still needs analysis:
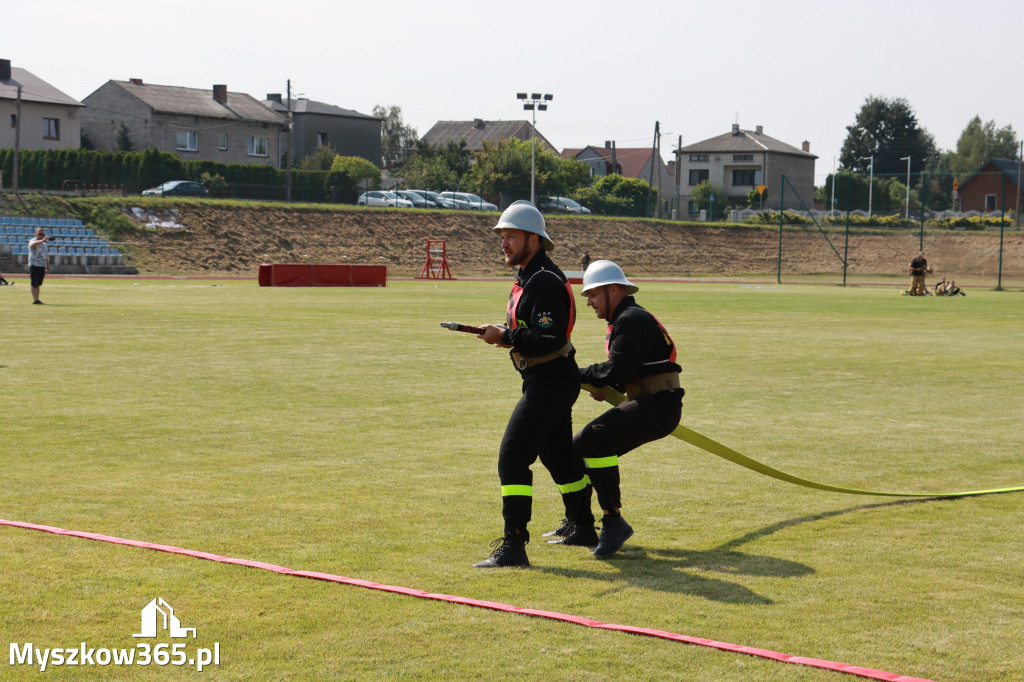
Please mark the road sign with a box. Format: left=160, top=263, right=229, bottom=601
left=953, top=179, right=959, bottom=191
left=756, top=184, right=767, bottom=195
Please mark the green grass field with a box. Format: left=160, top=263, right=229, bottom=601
left=2, top=278, right=1022, bottom=681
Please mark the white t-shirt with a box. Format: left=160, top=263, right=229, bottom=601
left=28, top=239, right=49, bottom=268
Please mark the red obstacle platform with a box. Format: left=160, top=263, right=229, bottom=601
left=417, top=240, right=453, bottom=280
left=258, top=263, right=386, bottom=287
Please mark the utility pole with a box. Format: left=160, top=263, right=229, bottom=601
left=673, top=134, right=683, bottom=220
left=647, top=121, right=660, bottom=218
left=286, top=79, right=293, bottom=202
left=1016, top=141, right=1022, bottom=229
left=13, top=84, right=21, bottom=194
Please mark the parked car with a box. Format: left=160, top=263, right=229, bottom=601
left=392, top=190, right=433, bottom=209
left=437, top=191, right=498, bottom=211
left=142, top=180, right=208, bottom=197
left=538, top=196, right=591, bottom=214
left=357, top=191, right=414, bottom=208
left=409, top=189, right=454, bottom=208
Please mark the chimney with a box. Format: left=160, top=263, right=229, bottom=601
left=755, top=125, right=763, bottom=135
left=129, top=78, right=143, bottom=85
left=0, top=59, right=11, bottom=81
left=473, top=118, right=484, bottom=130
left=731, top=123, right=740, bottom=135
left=213, top=84, right=228, bottom=104
left=605, top=140, right=611, bottom=148
left=267, top=93, right=282, bottom=104
left=802, top=141, right=810, bottom=153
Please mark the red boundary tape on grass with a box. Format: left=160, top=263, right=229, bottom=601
left=0, top=518, right=933, bottom=682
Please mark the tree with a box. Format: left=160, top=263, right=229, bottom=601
left=372, top=104, right=418, bottom=168
left=328, top=155, right=381, bottom=202
left=116, top=122, right=134, bottom=152
left=396, top=140, right=471, bottom=190
left=747, top=187, right=769, bottom=208
left=330, top=155, right=380, bottom=186
left=839, top=95, right=936, bottom=175
left=464, top=137, right=590, bottom=199
left=586, top=174, right=655, bottom=217
left=947, top=116, right=1019, bottom=176
left=887, top=180, right=919, bottom=216
left=691, top=180, right=728, bottom=219
left=297, top=144, right=339, bottom=171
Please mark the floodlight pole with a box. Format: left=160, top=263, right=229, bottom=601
left=517, top=92, right=552, bottom=204
left=860, top=155, right=873, bottom=217
left=901, top=155, right=911, bottom=220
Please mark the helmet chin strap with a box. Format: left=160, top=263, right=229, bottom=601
left=603, top=286, right=613, bottom=321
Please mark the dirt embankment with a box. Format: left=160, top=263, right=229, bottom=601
left=6, top=193, right=1021, bottom=280
left=117, top=204, right=1024, bottom=282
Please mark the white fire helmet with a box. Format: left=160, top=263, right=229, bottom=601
left=580, top=259, right=639, bottom=295
left=493, top=200, right=554, bottom=251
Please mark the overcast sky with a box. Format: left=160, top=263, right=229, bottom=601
left=8, top=0, right=1023, bottom=184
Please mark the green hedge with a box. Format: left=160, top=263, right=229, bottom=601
left=0, top=148, right=356, bottom=202
left=927, top=215, right=1013, bottom=230
left=823, top=214, right=916, bottom=228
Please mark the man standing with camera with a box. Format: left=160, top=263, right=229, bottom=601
left=28, top=227, right=52, bottom=304
left=908, top=251, right=929, bottom=296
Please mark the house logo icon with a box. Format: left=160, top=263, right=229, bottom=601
left=133, top=597, right=197, bottom=638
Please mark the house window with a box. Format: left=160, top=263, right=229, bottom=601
left=733, top=154, right=754, bottom=161
left=733, top=169, right=758, bottom=186
left=218, top=134, right=228, bottom=150
left=689, top=169, right=709, bottom=186
left=984, top=194, right=998, bottom=211
left=10, top=114, right=16, bottom=127
left=248, top=137, right=269, bottom=157
left=176, top=131, right=198, bottom=151
left=316, top=133, right=328, bottom=148
left=43, top=118, right=60, bottom=140
left=689, top=154, right=709, bottom=162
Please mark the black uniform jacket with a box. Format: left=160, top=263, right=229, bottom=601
left=500, top=251, right=574, bottom=358
left=580, top=296, right=681, bottom=392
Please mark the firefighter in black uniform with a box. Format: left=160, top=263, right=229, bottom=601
left=564, top=260, right=684, bottom=557
left=474, top=201, right=594, bottom=568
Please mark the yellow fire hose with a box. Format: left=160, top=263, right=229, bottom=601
left=583, top=384, right=1024, bottom=498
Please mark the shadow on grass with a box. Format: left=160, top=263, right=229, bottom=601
left=536, top=497, right=954, bottom=604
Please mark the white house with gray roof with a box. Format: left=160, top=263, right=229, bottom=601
left=0, top=59, right=83, bottom=152
left=678, top=124, right=816, bottom=215
left=80, top=79, right=287, bottom=166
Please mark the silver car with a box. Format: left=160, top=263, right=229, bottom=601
left=538, top=196, right=591, bottom=214
left=357, top=191, right=414, bottom=208
left=409, top=189, right=454, bottom=208
left=392, top=190, right=433, bottom=208
left=437, top=191, right=498, bottom=211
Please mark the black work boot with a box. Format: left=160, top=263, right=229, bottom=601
left=593, top=515, right=633, bottom=557
left=550, top=520, right=599, bottom=547
left=473, top=535, right=530, bottom=568
left=541, top=517, right=572, bottom=537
